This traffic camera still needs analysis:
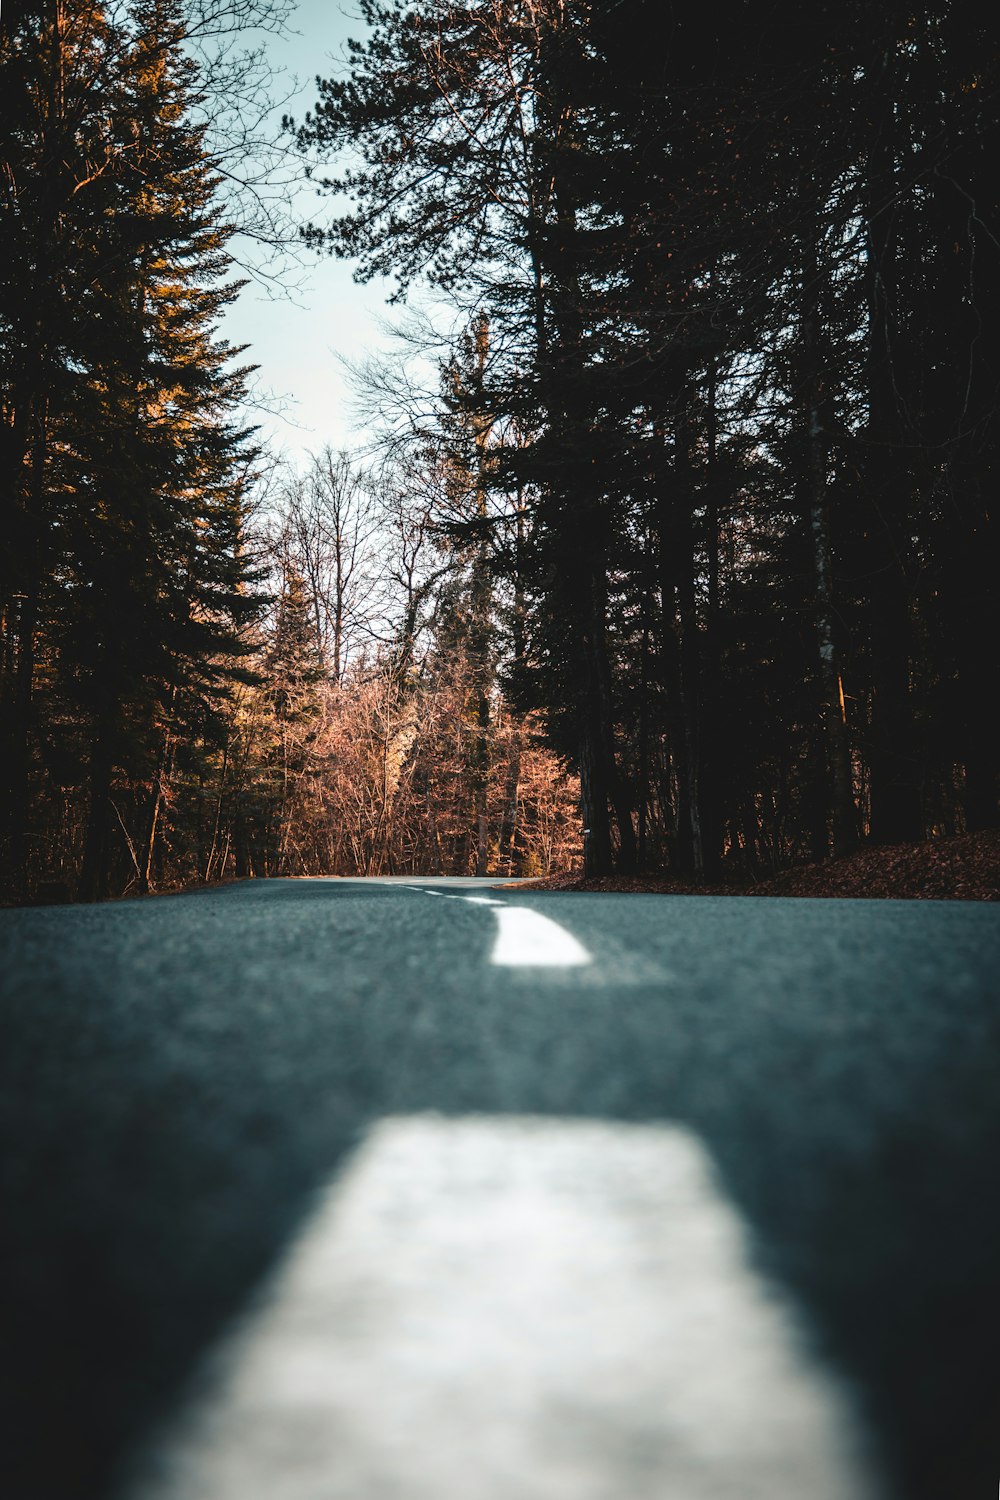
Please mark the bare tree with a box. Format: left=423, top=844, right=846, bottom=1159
left=278, top=450, right=384, bottom=680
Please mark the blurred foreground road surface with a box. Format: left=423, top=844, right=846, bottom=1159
left=1, top=876, right=999, bottom=1500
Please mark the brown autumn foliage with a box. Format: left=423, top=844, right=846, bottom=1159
left=255, top=661, right=581, bottom=879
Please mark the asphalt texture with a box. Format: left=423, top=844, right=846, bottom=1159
left=1, top=877, right=999, bottom=1500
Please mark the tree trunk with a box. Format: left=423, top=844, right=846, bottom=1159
left=864, top=48, right=923, bottom=844
left=698, top=362, right=722, bottom=877
left=579, top=726, right=614, bottom=878
left=473, top=689, right=490, bottom=876
left=497, top=732, right=521, bottom=875
left=1, top=585, right=39, bottom=900
left=675, top=405, right=703, bottom=878
left=234, top=804, right=251, bottom=878
left=1, top=386, right=48, bottom=900
left=80, top=715, right=116, bottom=902
left=637, top=563, right=651, bottom=869
left=800, top=220, right=858, bottom=857
left=657, top=400, right=701, bottom=877
left=581, top=554, right=636, bottom=875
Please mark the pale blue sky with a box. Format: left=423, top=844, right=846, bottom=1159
left=221, top=1, right=397, bottom=463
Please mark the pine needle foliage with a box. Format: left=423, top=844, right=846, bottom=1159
left=0, top=0, right=266, bottom=900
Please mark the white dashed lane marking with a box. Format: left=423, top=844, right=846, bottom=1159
left=490, top=905, right=591, bottom=966
left=125, top=1116, right=881, bottom=1500
left=406, top=886, right=593, bottom=968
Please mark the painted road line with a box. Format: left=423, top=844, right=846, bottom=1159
left=405, top=887, right=593, bottom=967
left=124, top=1116, right=881, bottom=1500
left=489, top=906, right=591, bottom=967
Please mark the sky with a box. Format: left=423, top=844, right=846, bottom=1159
left=220, top=1, right=398, bottom=466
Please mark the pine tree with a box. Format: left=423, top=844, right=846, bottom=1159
left=1, top=0, right=265, bottom=899
left=1, top=0, right=129, bottom=894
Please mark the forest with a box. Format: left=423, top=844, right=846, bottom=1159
left=1, top=0, right=997, bottom=901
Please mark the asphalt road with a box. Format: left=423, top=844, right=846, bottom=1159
left=1, top=877, right=999, bottom=1500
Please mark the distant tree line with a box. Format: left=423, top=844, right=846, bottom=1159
left=295, top=0, right=1000, bottom=876
left=226, top=446, right=580, bottom=883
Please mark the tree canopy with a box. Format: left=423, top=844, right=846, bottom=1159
left=2, top=0, right=997, bottom=898
left=295, top=0, right=1000, bottom=876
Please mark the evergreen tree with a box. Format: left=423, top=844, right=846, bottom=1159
left=1, top=0, right=265, bottom=899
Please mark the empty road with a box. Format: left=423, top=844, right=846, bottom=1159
left=1, top=877, right=999, bottom=1500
